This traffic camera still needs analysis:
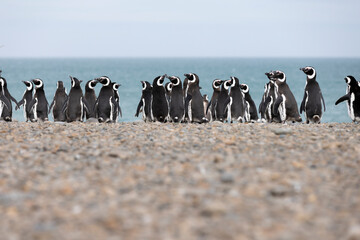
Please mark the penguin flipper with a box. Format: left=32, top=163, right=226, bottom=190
left=6, top=90, right=19, bottom=106
left=81, top=97, right=91, bottom=115
left=263, top=96, right=272, bottom=109
left=335, top=94, right=350, bottom=105
left=320, top=91, right=326, bottom=111
left=16, top=98, right=25, bottom=110
left=118, top=105, right=122, bottom=118
left=61, top=96, right=69, bottom=113
left=206, top=99, right=211, bottom=115
left=300, top=91, right=307, bottom=114
left=28, top=98, right=37, bottom=112
left=184, top=94, right=192, bottom=113
left=135, top=99, right=143, bottom=117
left=222, top=97, right=231, bottom=115
left=273, top=96, right=283, bottom=114
left=49, top=99, right=55, bottom=112
left=0, top=94, right=11, bottom=110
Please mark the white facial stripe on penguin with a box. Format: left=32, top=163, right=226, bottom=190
left=308, top=67, right=316, bottom=79
left=142, top=82, right=146, bottom=90
left=230, top=77, right=236, bottom=87
left=157, top=77, right=163, bottom=86
left=241, top=84, right=249, bottom=93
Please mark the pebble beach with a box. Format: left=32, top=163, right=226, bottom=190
left=1, top=121, right=360, bottom=240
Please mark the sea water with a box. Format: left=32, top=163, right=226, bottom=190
left=0, top=58, right=359, bottom=123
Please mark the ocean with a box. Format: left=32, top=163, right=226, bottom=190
left=0, top=58, right=359, bottom=123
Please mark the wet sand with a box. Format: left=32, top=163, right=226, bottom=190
left=1, top=121, right=360, bottom=240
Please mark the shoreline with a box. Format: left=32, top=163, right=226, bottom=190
left=1, top=122, right=360, bottom=239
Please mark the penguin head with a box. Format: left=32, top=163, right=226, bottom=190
left=272, top=70, right=286, bottom=83
left=265, top=71, right=275, bottom=80
left=22, top=81, right=33, bottom=91
left=212, top=79, right=223, bottom=91
left=165, top=82, right=173, bottom=94
left=32, top=78, right=44, bottom=89
left=153, top=75, right=166, bottom=87
left=57, top=81, right=65, bottom=90
left=167, top=75, right=181, bottom=86
left=203, top=94, right=209, bottom=102
left=95, top=76, right=111, bottom=86
left=0, top=77, right=5, bottom=88
left=70, top=76, right=82, bottom=88
left=345, top=75, right=358, bottom=88
left=184, top=73, right=199, bottom=85
left=141, top=81, right=152, bottom=91
left=86, top=80, right=97, bottom=90
left=223, top=79, right=232, bottom=91
left=229, top=76, right=239, bottom=87
left=240, top=84, right=249, bottom=94
left=112, top=82, right=121, bottom=91
left=300, top=66, right=316, bottom=79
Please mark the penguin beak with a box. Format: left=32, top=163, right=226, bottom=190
left=300, top=68, right=306, bottom=72
left=184, top=73, right=190, bottom=78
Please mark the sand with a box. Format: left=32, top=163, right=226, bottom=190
left=1, top=121, right=360, bottom=240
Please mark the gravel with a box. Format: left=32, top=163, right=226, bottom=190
left=0, top=121, right=360, bottom=240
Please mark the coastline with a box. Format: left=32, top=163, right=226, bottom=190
left=1, top=122, right=360, bottom=239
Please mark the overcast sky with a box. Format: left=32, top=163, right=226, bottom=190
left=1, top=0, right=360, bottom=58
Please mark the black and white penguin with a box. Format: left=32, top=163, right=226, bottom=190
left=84, top=80, right=98, bottom=119
left=215, top=80, right=231, bottom=122
left=262, top=72, right=281, bottom=123
left=135, top=81, right=153, bottom=122
left=0, top=73, right=18, bottom=121
left=16, top=81, right=35, bottom=122
left=240, top=84, right=258, bottom=122
left=63, top=76, right=88, bottom=122
left=300, top=66, right=326, bottom=123
left=151, top=75, right=168, bottom=122
left=228, top=76, right=246, bottom=123
left=29, top=78, right=48, bottom=121
left=258, top=83, right=268, bottom=122
left=335, top=75, right=360, bottom=122
left=112, top=83, right=122, bottom=122
left=271, top=70, right=302, bottom=123
left=94, top=76, right=117, bottom=123
left=167, top=75, right=184, bottom=123
left=184, top=73, right=207, bottom=123
left=49, top=81, right=67, bottom=122
left=207, top=79, right=222, bottom=122
left=202, top=94, right=211, bottom=121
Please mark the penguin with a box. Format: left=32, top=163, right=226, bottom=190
left=29, top=78, right=49, bottom=121
left=271, top=70, right=302, bottom=123
left=203, top=94, right=211, bottom=121
left=95, top=76, right=118, bottom=123
left=135, top=81, right=153, bottom=122
left=299, top=66, right=326, bottom=123
left=16, top=81, right=35, bottom=122
left=112, top=82, right=122, bottom=122
left=151, top=75, right=168, bottom=122
left=49, top=81, right=67, bottom=122
left=262, top=72, right=281, bottom=123
left=182, top=77, right=190, bottom=122
left=167, top=75, right=184, bottom=123
left=84, top=80, right=98, bottom=119
left=184, top=73, right=207, bottom=123
left=207, top=79, right=223, bottom=122
left=63, top=76, right=88, bottom=122
left=228, top=76, right=246, bottom=123
left=214, top=80, right=231, bottom=122
left=240, top=84, right=258, bottom=122
left=0, top=73, right=19, bottom=121
left=165, top=82, right=173, bottom=105
left=258, top=83, right=268, bottom=122
left=335, top=75, right=360, bottom=122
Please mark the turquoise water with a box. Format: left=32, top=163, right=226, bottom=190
left=0, top=58, right=359, bottom=123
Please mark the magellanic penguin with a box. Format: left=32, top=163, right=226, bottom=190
left=215, top=80, right=231, bottom=122
left=49, top=81, right=67, bottom=122
left=228, top=76, right=246, bottom=123
left=63, top=76, right=89, bottom=122
left=258, top=83, right=268, bottom=122
left=135, top=81, right=153, bottom=122
left=0, top=73, right=19, bottom=121
left=207, top=79, right=223, bottom=122
left=184, top=73, right=207, bottom=123
left=167, top=75, right=185, bottom=123
left=151, top=75, right=168, bottom=122
left=29, top=78, right=49, bottom=121
left=112, top=82, right=122, bottom=122
left=271, top=70, right=302, bottom=123
left=335, top=75, right=360, bottom=122
left=16, top=81, right=35, bottom=122
left=94, top=76, right=117, bottom=123
left=240, top=84, right=258, bottom=122
left=263, top=72, right=281, bottom=123
left=84, top=80, right=98, bottom=119
left=300, top=66, right=326, bottom=123
left=202, top=94, right=211, bottom=121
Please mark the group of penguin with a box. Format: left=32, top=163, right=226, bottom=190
left=1, top=67, right=360, bottom=124
left=0, top=71, right=122, bottom=123
left=135, top=67, right=360, bottom=124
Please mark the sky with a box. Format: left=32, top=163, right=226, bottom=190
left=1, top=0, right=360, bottom=58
